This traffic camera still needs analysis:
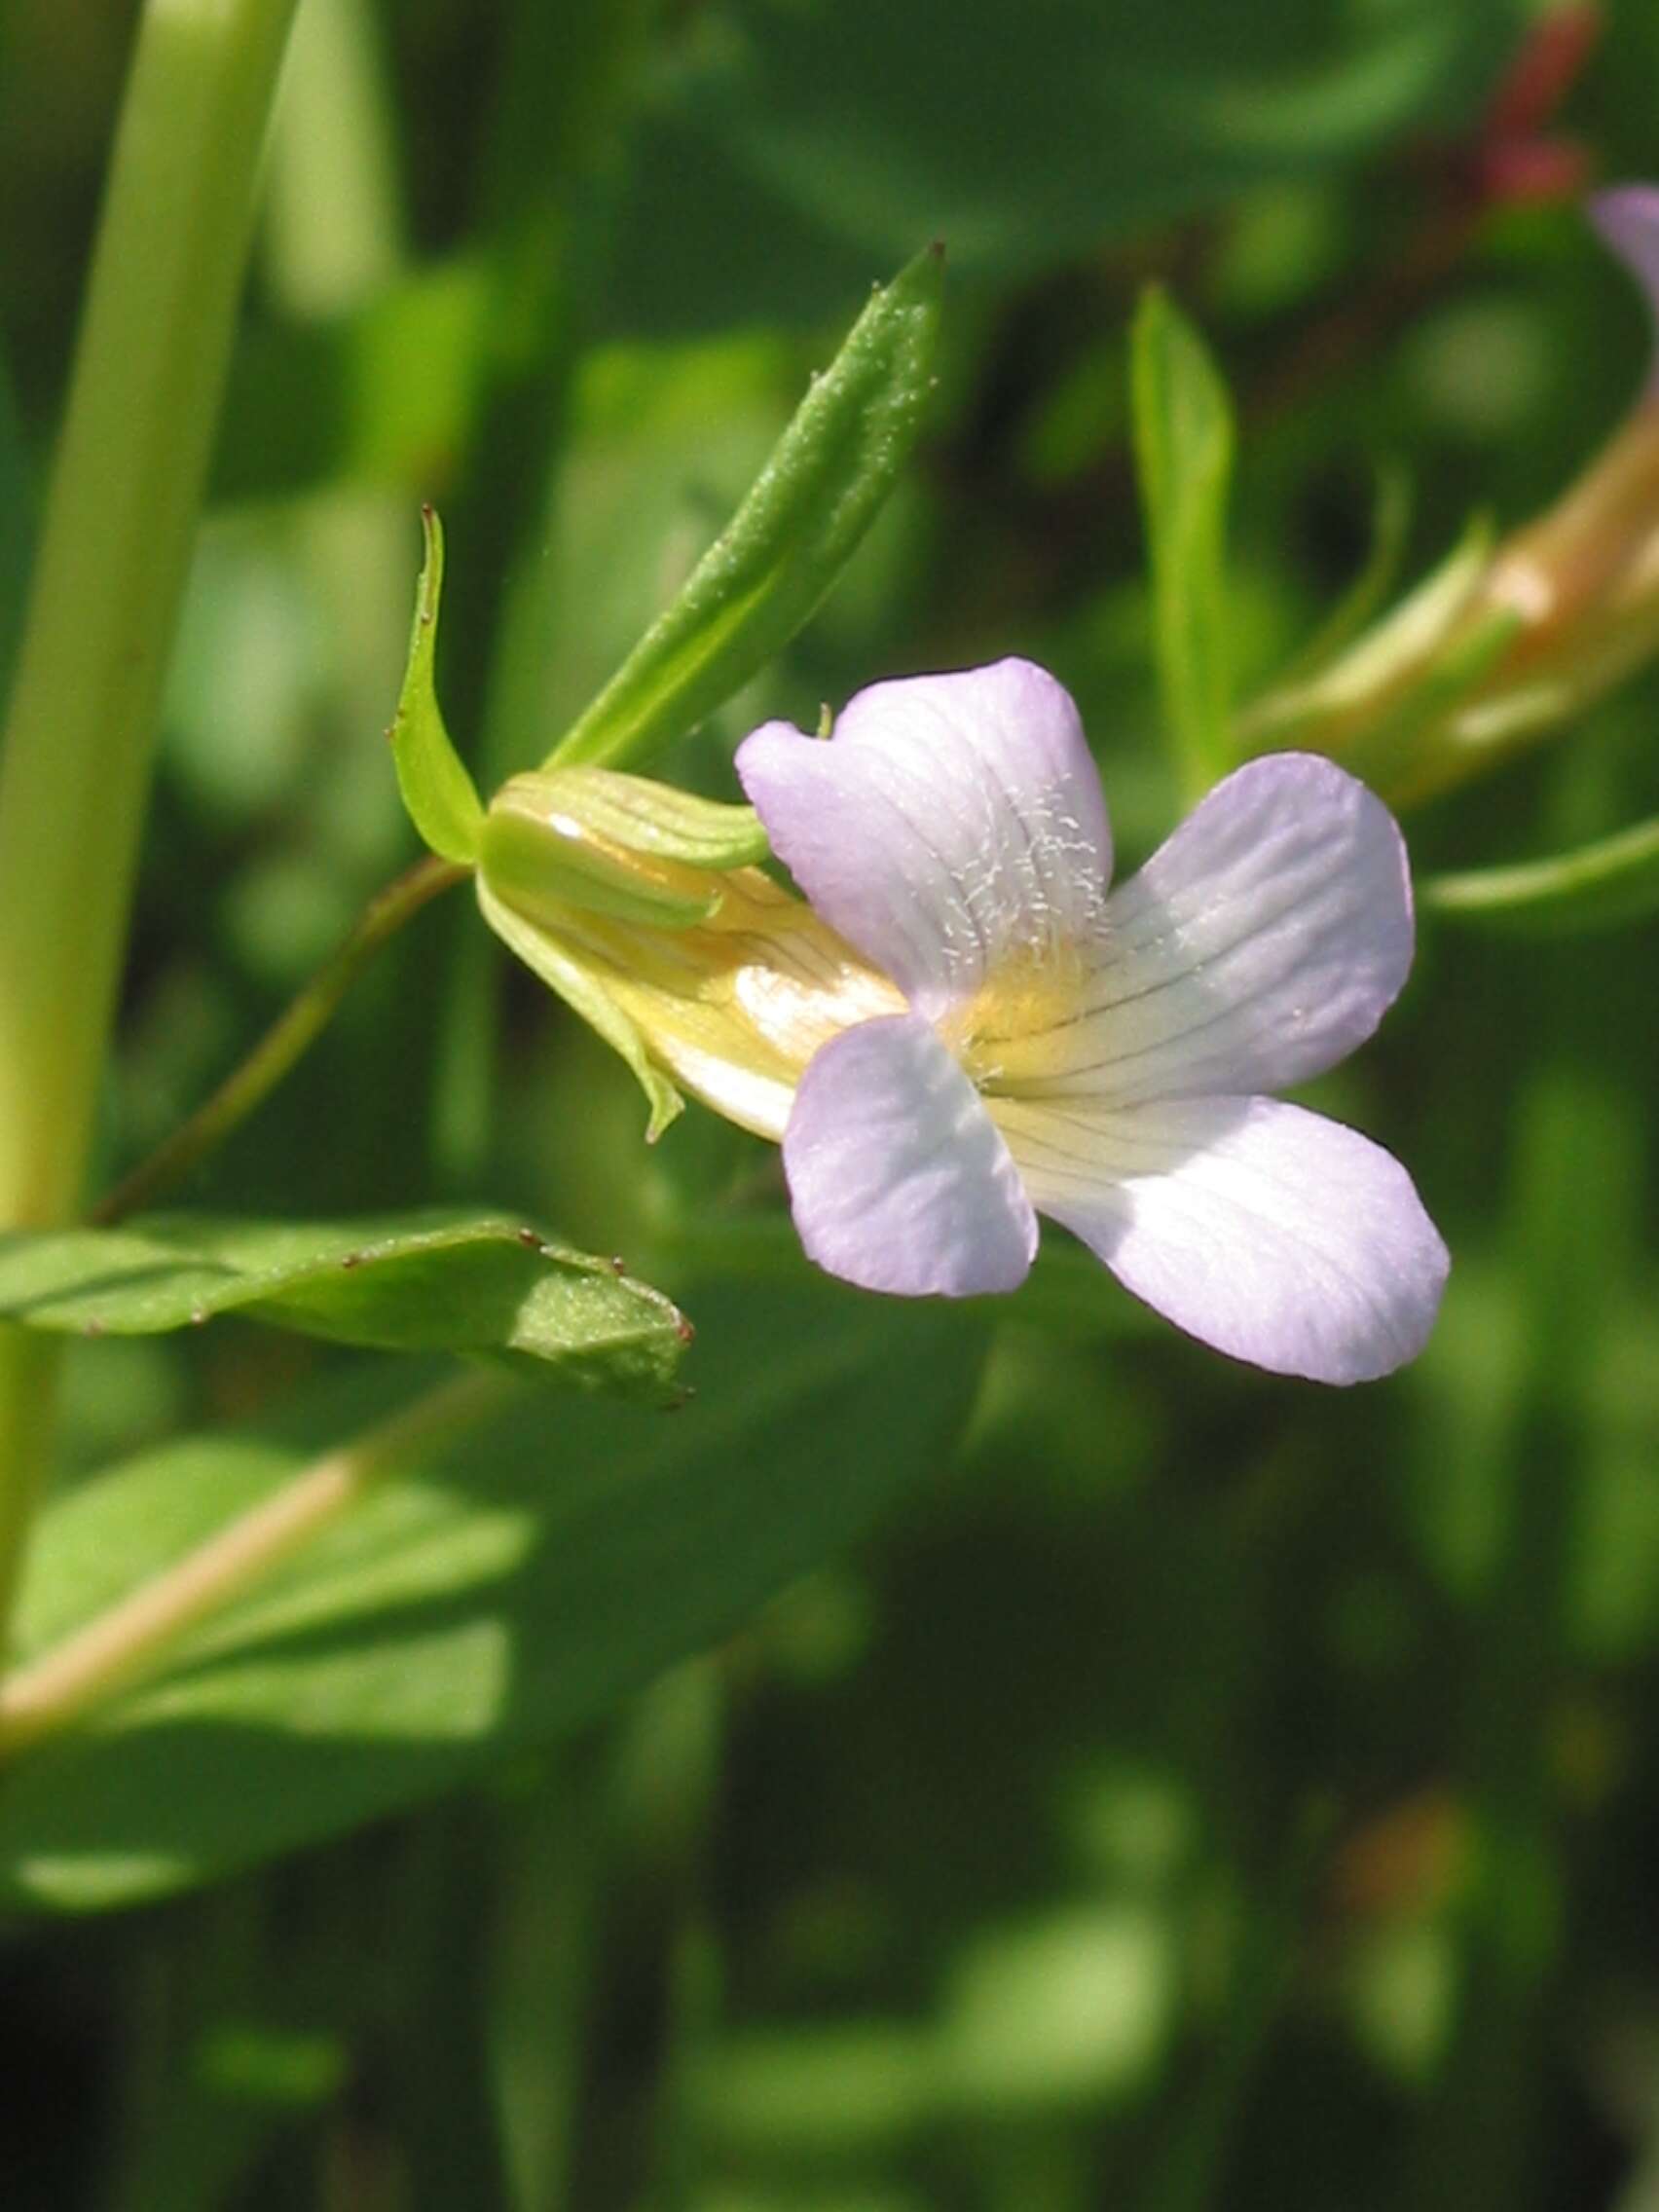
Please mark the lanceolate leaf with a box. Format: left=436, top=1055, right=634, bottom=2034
left=388, top=506, right=484, bottom=864
left=0, top=1210, right=685, bottom=1400
left=0, top=1276, right=987, bottom=1912
left=545, top=244, right=944, bottom=772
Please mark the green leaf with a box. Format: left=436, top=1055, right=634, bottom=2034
left=0, top=1210, right=685, bottom=1400
left=1130, top=287, right=1235, bottom=798
left=545, top=243, right=944, bottom=771
left=0, top=1276, right=986, bottom=1912
left=389, top=506, right=484, bottom=865
left=604, top=0, right=1521, bottom=332
left=1419, top=815, right=1659, bottom=938
left=201, top=7, right=1516, bottom=507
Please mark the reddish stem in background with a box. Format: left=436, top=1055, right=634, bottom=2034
left=1470, top=4, right=1602, bottom=208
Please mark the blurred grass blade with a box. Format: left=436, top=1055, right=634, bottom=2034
left=1419, top=815, right=1659, bottom=937
left=1131, top=286, right=1235, bottom=799
left=0, top=1210, right=685, bottom=1399
left=212, top=258, right=489, bottom=500
left=546, top=244, right=945, bottom=772
left=389, top=506, right=484, bottom=862
left=1135, top=1803, right=1331, bottom=2212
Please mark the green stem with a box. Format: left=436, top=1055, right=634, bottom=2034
left=0, top=1369, right=507, bottom=1759
left=91, top=854, right=467, bottom=1226
left=1419, top=812, right=1659, bottom=938
left=0, top=0, right=301, bottom=1646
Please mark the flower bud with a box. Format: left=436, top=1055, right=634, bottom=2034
left=1240, top=187, right=1659, bottom=804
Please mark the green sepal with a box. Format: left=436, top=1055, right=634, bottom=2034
left=480, top=768, right=768, bottom=932
left=475, top=876, right=683, bottom=1140
left=546, top=243, right=945, bottom=772
left=389, top=506, right=485, bottom=864
left=482, top=807, right=719, bottom=931
left=529, top=767, right=769, bottom=870
left=1420, top=813, right=1659, bottom=937
left=1130, top=285, right=1235, bottom=799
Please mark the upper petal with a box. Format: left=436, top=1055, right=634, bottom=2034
left=736, top=659, right=1112, bottom=1017
left=994, top=1091, right=1447, bottom=1382
left=983, top=754, right=1414, bottom=1106
left=783, top=1014, right=1038, bottom=1298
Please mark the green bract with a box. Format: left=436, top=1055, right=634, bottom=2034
left=545, top=243, right=945, bottom=772
left=388, top=505, right=484, bottom=864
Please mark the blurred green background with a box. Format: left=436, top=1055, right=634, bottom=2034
left=2, top=0, right=1658, bottom=2204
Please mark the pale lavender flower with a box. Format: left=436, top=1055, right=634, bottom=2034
left=736, top=660, right=1448, bottom=1382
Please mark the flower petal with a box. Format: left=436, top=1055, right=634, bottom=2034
left=983, top=754, right=1414, bottom=1106
left=995, top=1092, right=1447, bottom=1382
left=784, top=1014, right=1038, bottom=1297
left=736, top=659, right=1112, bottom=1016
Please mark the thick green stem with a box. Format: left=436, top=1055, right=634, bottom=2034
left=0, top=0, right=300, bottom=1641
